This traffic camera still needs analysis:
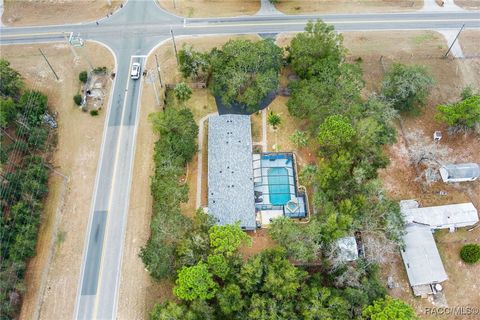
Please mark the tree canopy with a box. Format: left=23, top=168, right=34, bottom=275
left=178, top=44, right=210, bottom=80
left=174, top=262, right=218, bottom=301
left=150, top=107, right=198, bottom=164
left=209, top=223, right=252, bottom=257
left=0, top=60, right=53, bottom=319
left=288, top=20, right=345, bottom=80
left=363, top=296, right=418, bottom=320
left=209, top=39, right=283, bottom=112
left=0, top=59, right=23, bottom=99
left=436, top=95, right=480, bottom=129
left=381, top=63, right=434, bottom=112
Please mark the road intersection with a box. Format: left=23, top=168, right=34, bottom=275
left=0, top=0, right=479, bottom=319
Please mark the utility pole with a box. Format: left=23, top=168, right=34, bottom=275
left=154, top=54, right=163, bottom=88
left=444, top=24, right=465, bottom=58
left=170, top=27, right=178, bottom=63
left=38, top=48, right=59, bottom=81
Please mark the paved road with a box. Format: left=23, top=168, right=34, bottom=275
left=0, top=1, right=479, bottom=319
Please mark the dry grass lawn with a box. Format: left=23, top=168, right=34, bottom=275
left=274, top=0, right=422, bottom=14
left=0, top=42, right=114, bottom=320
left=2, top=0, right=123, bottom=26
left=454, top=0, right=480, bottom=9
left=157, top=0, right=260, bottom=17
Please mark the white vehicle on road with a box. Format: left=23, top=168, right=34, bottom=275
left=130, top=62, right=141, bottom=80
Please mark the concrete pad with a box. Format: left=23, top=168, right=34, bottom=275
left=420, top=0, right=465, bottom=11
left=257, top=0, right=283, bottom=16
left=438, top=29, right=465, bottom=58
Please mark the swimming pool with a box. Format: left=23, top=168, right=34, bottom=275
left=267, top=167, right=291, bottom=206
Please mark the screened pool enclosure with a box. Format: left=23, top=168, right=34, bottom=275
left=253, top=153, right=308, bottom=222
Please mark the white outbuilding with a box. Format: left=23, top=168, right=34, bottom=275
left=401, top=201, right=479, bottom=231
left=439, top=163, right=480, bottom=183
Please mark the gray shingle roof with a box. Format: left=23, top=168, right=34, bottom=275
left=401, top=224, right=448, bottom=287
left=207, top=115, right=256, bottom=230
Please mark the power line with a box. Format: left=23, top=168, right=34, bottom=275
left=38, top=48, right=59, bottom=81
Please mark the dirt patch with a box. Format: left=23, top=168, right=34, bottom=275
left=2, top=0, right=123, bottom=26
left=274, top=0, right=422, bottom=14
left=240, top=229, right=277, bottom=259
left=454, top=0, right=480, bottom=9
left=0, top=42, right=114, bottom=320
left=459, top=30, right=480, bottom=58
left=157, top=0, right=260, bottom=17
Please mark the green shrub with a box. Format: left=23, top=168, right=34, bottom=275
left=460, top=244, right=480, bottom=264
left=73, top=94, right=82, bottom=106
left=93, top=66, right=107, bottom=74
left=90, top=110, right=99, bottom=116
left=79, top=71, right=88, bottom=83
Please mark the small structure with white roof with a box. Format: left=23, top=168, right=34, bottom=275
left=439, top=163, right=480, bottom=183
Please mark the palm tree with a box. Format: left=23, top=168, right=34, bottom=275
left=267, top=111, right=281, bottom=130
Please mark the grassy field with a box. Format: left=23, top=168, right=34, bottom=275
left=157, top=0, right=260, bottom=17
left=274, top=0, right=422, bottom=14
left=454, top=0, right=480, bottom=9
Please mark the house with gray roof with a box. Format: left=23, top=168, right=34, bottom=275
left=439, top=163, right=480, bottom=183
left=207, top=114, right=256, bottom=230
left=207, top=114, right=309, bottom=230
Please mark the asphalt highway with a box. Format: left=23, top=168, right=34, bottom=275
left=0, top=0, right=479, bottom=319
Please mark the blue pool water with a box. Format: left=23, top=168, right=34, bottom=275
left=267, top=167, right=291, bottom=206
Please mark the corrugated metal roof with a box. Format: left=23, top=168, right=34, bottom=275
left=207, top=114, right=256, bottom=230
left=402, top=202, right=479, bottom=229
left=440, top=163, right=480, bottom=181
left=401, top=224, right=448, bottom=287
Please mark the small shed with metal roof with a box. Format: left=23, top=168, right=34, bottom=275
left=439, top=163, right=480, bottom=183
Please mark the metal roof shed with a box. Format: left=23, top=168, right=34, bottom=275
left=439, top=163, right=480, bottom=183
left=402, top=202, right=479, bottom=230
left=401, top=224, right=448, bottom=290
left=207, top=114, right=256, bottom=230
